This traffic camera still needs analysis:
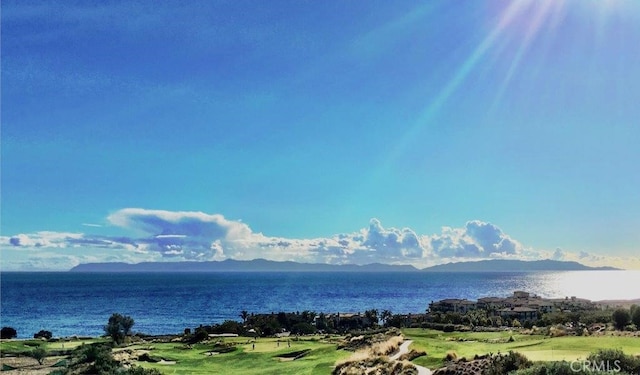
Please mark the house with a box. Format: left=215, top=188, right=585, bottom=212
left=513, top=291, right=530, bottom=299
left=477, top=297, right=505, bottom=310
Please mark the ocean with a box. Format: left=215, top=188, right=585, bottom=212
left=1, top=271, right=639, bottom=339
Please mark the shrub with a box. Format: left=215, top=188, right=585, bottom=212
left=31, top=347, right=47, bottom=365
left=513, top=361, right=611, bottom=374
left=485, top=351, right=532, bottom=375
left=443, top=324, right=455, bottom=332
left=1, top=326, right=17, bottom=339
left=587, top=348, right=640, bottom=374
left=444, top=351, right=458, bottom=362
left=124, top=367, right=163, bottom=375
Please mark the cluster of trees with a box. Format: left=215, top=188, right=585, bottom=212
left=186, top=309, right=387, bottom=342
left=419, top=305, right=640, bottom=333
left=181, top=304, right=639, bottom=340
left=612, top=305, right=640, bottom=331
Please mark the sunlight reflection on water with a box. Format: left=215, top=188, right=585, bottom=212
left=530, top=271, right=640, bottom=300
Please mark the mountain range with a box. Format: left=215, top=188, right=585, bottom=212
left=68, top=259, right=620, bottom=272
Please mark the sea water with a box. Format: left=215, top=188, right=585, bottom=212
left=1, top=271, right=638, bottom=338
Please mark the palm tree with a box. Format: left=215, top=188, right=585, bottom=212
left=364, top=309, right=379, bottom=327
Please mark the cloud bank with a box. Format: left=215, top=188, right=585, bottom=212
left=1, top=208, right=634, bottom=270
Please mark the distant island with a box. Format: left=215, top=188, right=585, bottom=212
left=68, top=258, right=620, bottom=272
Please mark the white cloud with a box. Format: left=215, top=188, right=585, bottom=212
left=2, top=208, right=636, bottom=270
left=425, top=220, right=524, bottom=258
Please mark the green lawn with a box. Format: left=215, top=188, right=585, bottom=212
left=131, top=336, right=351, bottom=375
left=3, top=331, right=640, bottom=374
left=402, top=328, right=640, bottom=369
left=0, top=338, right=106, bottom=357
left=0, top=339, right=46, bottom=355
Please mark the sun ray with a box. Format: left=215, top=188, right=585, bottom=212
left=491, top=0, right=564, bottom=112
left=366, top=1, right=528, bottom=181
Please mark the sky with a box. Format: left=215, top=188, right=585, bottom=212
left=1, top=0, right=639, bottom=271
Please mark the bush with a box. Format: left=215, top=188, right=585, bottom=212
left=587, top=348, right=640, bottom=374
left=513, top=361, right=611, bottom=374
left=485, top=351, right=532, bottom=375
left=444, top=351, right=458, bottom=362
left=443, top=324, right=455, bottom=332
left=1, top=326, right=17, bottom=339
left=124, top=366, right=163, bottom=375
left=31, top=347, right=47, bottom=365
left=71, top=343, right=119, bottom=374
left=34, top=330, right=53, bottom=340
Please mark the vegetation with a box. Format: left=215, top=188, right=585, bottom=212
left=34, top=329, right=53, bottom=339
left=104, top=313, right=135, bottom=345
left=1, top=326, right=17, bottom=339
left=402, top=328, right=640, bottom=370
left=484, top=351, right=532, bottom=375
left=587, top=348, right=640, bottom=374
left=1, top=326, right=640, bottom=374
left=612, top=308, right=631, bottom=330
left=632, top=304, right=640, bottom=326
left=30, top=346, right=48, bottom=364
left=133, top=336, right=351, bottom=375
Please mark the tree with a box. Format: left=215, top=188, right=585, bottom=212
left=31, top=347, right=47, bottom=365
left=1, top=327, right=17, bottom=339
left=612, top=308, right=630, bottom=330
left=381, top=310, right=393, bottom=327
left=34, top=330, right=53, bottom=340
left=240, top=310, right=249, bottom=325
left=364, top=309, right=379, bottom=327
left=631, top=306, right=640, bottom=327
left=105, top=313, right=135, bottom=344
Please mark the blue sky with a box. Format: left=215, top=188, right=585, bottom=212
left=2, top=0, right=639, bottom=270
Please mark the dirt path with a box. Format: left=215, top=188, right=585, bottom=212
left=390, top=340, right=431, bottom=375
